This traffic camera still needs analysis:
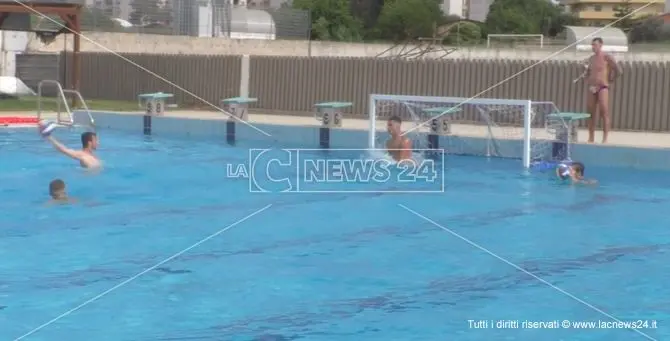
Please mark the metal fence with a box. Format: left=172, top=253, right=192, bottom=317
left=16, top=52, right=670, bottom=132
left=15, top=53, right=61, bottom=96
left=58, top=52, right=242, bottom=107
left=247, top=57, right=670, bottom=132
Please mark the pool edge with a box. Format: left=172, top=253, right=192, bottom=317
left=85, top=111, right=670, bottom=171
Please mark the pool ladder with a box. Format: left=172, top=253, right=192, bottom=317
left=36, top=80, right=95, bottom=129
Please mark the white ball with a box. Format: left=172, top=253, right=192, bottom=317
left=558, top=164, right=571, bottom=179
left=38, top=120, right=57, bottom=137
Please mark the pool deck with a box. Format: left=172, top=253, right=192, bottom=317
left=3, top=110, right=670, bottom=150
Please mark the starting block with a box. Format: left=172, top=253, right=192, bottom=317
left=547, top=112, right=590, bottom=143
left=138, top=92, right=174, bottom=116
left=547, top=112, right=590, bottom=160
left=315, top=102, right=352, bottom=128
left=423, top=106, right=461, bottom=136
left=221, top=97, right=257, bottom=121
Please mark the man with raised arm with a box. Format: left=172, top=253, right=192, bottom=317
left=44, top=131, right=102, bottom=169
left=584, top=37, right=622, bottom=144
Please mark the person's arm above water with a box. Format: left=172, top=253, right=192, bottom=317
left=577, top=179, right=598, bottom=186
left=45, top=135, right=84, bottom=160
left=570, top=174, right=598, bottom=186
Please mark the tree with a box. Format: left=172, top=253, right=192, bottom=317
left=546, top=12, right=580, bottom=37
left=373, top=0, right=445, bottom=42
left=292, top=0, right=363, bottom=41
left=350, top=0, right=384, bottom=36
left=613, top=0, right=635, bottom=31
left=485, top=0, right=578, bottom=36
left=486, top=5, right=537, bottom=34
left=629, top=15, right=670, bottom=43
left=443, top=15, right=465, bottom=24
left=442, top=21, right=484, bottom=45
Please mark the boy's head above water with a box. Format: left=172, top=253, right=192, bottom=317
left=49, top=179, right=67, bottom=200
left=386, top=115, right=402, bottom=136
left=572, top=162, right=585, bottom=177
left=81, top=132, right=98, bottom=150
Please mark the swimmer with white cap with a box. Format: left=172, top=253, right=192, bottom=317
left=385, top=115, right=413, bottom=162
left=39, top=121, right=101, bottom=169
left=556, top=161, right=597, bottom=185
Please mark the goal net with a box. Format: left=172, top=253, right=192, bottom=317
left=368, top=94, right=572, bottom=168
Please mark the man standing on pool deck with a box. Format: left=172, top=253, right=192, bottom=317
left=386, top=116, right=412, bottom=161
left=44, top=131, right=101, bottom=169
left=584, top=37, right=622, bottom=144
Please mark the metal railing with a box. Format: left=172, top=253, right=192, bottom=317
left=37, top=80, right=95, bottom=128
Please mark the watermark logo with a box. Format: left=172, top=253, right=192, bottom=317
left=225, top=148, right=445, bottom=193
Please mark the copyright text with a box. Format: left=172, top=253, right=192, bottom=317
left=468, top=319, right=657, bottom=330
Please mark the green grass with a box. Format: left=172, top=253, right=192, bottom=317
left=0, top=97, right=140, bottom=112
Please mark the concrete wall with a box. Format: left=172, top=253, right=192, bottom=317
left=1, top=30, right=30, bottom=77
left=27, top=32, right=670, bottom=61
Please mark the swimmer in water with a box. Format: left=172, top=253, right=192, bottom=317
left=385, top=116, right=412, bottom=162
left=44, top=131, right=101, bottom=169
left=48, top=179, right=76, bottom=204
left=556, top=162, right=597, bottom=185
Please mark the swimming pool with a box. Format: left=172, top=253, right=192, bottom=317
left=1, top=127, right=668, bottom=341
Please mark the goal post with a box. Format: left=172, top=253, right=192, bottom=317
left=368, top=94, right=540, bottom=168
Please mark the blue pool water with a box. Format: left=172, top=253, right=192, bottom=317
left=1, top=128, right=668, bottom=341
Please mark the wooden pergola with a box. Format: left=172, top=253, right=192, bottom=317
left=0, top=1, right=81, bottom=94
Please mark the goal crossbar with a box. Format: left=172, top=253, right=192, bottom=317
left=368, top=94, right=533, bottom=168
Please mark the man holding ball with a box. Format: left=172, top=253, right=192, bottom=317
left=39, top=120, right=101, bottom=169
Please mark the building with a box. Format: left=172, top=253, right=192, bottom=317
left=561, top=0, right=665, bottom=26
left=465, top=0, right=492, bottom=22
left=247, top=0, right=288, bottom=8
left=172, top=0, right=277, bottom=39
left=85, top=0, right=133, bottom=21
left=564, top=25, right=628, bottom=51
left=441, top=0, right=467, bottom=17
